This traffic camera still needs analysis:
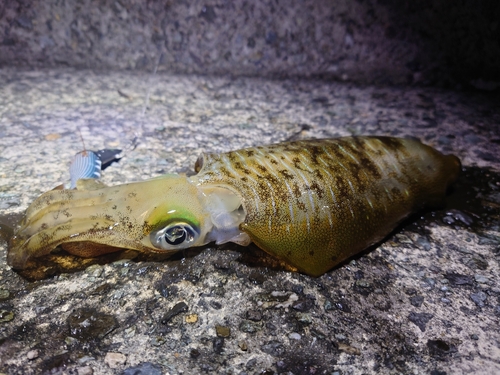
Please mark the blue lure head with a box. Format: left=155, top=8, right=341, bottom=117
left=69, top=149, right=122, bottom=189
left=69, top=151, right=101, bottom=189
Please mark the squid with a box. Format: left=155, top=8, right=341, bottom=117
left=8, top=137, right=460, bottom=277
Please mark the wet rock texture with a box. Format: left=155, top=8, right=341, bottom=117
left=0, top=69, right=499, bottom=374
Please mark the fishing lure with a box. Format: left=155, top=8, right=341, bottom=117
left=8, top=136, right=460, bottom=276
left=69, top=150, right=102, bottom=189
left=68, top=149, right=122, bottom=189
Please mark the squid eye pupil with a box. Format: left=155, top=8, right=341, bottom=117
left=165, top=226, right=187, bottom=245
left=151, top=222, right=198, bottom=250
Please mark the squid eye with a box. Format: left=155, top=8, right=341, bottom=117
left=151, top=222, right=199, bottom=250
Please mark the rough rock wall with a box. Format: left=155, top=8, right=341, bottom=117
left=0, top=0, right=499, bottom=87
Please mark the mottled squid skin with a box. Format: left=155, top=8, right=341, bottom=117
left=8, top=137, right=460, bottom=276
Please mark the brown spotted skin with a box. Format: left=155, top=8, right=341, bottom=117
left=194, top=137, right=460, bottom=276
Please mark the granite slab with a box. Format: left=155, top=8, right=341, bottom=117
left=0, top=68, right=499, bottom=374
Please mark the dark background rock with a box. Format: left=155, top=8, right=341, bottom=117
left=0, top=0, right=499, bottom=89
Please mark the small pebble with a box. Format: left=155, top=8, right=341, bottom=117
left=337, top=342, right=361, bottom=355
left=119, top=268, right=130, bottom=276
left=65, top=337, right=78, bottom=345
left=77, top=366, right=93, bottom=375
left=0, top=310, right=14, bottom=323
left=104, top=352, right=127, bottom=368
left=289, top=332, right=301, bottom=340
left=295, top=312, right=312, bottom=324
left=213, top=337, right=224, bottom=354
left=122, top=362, right=162, bottom=375
left=356, top=279, right=371, bottom=288
left=324, top=300, right=333, bottom=311
left=246, top=309, right=262, bottom=321
left=246, top=358, right=258, bottom=369
left=291, top=284, right=304, bottom=294
left=494, top=306, right=500, bottom=316
left=185, top=314, right=198, bottom=323
left=124, top=327, right=136, bottom=338
left=0, top=289, right=10, bottom=300
left=210, top=301, right=222, bottom=310
left=474, top=275, right=489, bottom=284
left=150, top=336, right=166, bottom=347
left=239, top=320, right=261, bottom=333
left=27, top=350, right=39, bottom=360
left=395, top=234, right=412, bottom=243
left=85, top=264, right=103, bottom=277
left=190, top=349, right=201, bottom=358
left=238, top=341, right=248, bottom=351
left=78, top=356, right=95, bottom=364
left=415, top=237, right=432, bottom=251
left=424, top=278, right=436, bottom=287
left=442, top=216, right=455, bottom=225
left=470, top=291, right=487, bottom=307
left=45, top=133, right=61, bottom=140
left=215, top=325, right=231, bottom=338
left=161, top=302, right=188, bottom=324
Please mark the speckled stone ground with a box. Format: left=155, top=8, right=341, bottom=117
left=2, top=1, right=500, bottom=89
left=0, top=68, right=499, bottom=375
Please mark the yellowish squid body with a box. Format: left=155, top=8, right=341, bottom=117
left=8, top=137, right=460, bottom=276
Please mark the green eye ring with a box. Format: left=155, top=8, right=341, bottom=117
left=150, top=221, right=199, bottom=250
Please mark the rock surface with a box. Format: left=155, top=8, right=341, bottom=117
left=1, top=1, right=499, bottom=87
left=0, top=68, right=499, bottom=374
